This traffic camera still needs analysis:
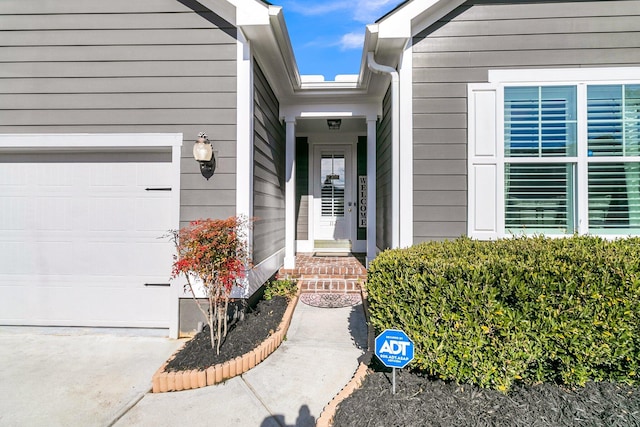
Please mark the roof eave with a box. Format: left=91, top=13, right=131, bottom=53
left=238, top=4, right=301, bottom=99
left=359, top=0, right=468, bottom=98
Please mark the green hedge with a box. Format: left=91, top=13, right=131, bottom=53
left=367, top=236, right=640, bottom=391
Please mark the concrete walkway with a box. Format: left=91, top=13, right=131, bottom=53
left=0, top=327, right=182, bottom=427
left=116, top=301, right=367, bottom=427
left=0, top=301, right=366, bottom=427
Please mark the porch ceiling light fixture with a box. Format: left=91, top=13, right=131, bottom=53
left=193, top=132, right=216, bottom=180
left=327, top=119, right=342, bottom=130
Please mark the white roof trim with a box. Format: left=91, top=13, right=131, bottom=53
left=227, top=0, right=270, bottom=26
left=376, top=0, right=441, bottom=38
left=375, top=0, right=466, bottom=39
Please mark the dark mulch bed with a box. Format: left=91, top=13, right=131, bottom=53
left=333, top=369, right=640, bottom=427
left=165, top=296, right=289, bottom=372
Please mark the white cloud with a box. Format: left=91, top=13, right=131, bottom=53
left=353, top=0, right=402, bottom=23
left=338, top=32, right=365, bottom=50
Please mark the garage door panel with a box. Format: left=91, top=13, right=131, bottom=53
left=36, top=198, right=74, bottom=230
left=0, top=282, right=171, bottom=327
left=86, top=242, right=134, bottom=275
left=39, top=164, right=76, bottom=187
left=0, top=197, right=28, bottom=229
left=37, top=241, right=75, bottom=275
left=134, top=242, right=174, bottom=276
left=1, top=241, right=36, bottom=274
left=88, top=197, right=136, bottom=231
left=136, top=163, right=173, bottom=187
left=0, top=164, right=28, bottom=185
left=0, top=283, right=29, bottom=321
left=135, top=197, right=173, bottom=231
left=91, top=164, right=135, bottom=187
left=0, top=157, right=176, bottom=328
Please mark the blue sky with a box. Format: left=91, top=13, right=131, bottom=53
left=277, top=0, right=405, bottom=80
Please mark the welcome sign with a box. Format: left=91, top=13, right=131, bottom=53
left=359, top=176, right=367, bottom=228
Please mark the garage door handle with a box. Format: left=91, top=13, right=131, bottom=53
left=145, top=283, right=171, bottom=287
left=145, top=187, right=172, bottom=191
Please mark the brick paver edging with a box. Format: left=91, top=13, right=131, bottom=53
left=151, top=289, right=301, bottom=393
left=316, top=289, right=375, bottom=427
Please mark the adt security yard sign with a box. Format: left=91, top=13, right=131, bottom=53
left=375, top=329, right=414, bottom=368
left=375, top=329, right=414, bottom=394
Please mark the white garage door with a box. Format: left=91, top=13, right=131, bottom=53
left=0, top=152, right=177, bottom=328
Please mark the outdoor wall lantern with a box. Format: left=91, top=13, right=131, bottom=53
left=193, top=132, right=216, bottom=180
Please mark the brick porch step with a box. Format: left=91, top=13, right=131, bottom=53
left=281, top=270, right=367, bottom=280
left=278, top=253, right=367, bottom=294
left=299, top=278, right=363, bottom=294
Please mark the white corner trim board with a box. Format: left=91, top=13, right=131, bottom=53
left=236, top=30, right=254, bottom=224
left=399, top=41, right=414, bottom=248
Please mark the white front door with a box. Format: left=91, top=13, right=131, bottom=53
left=313, top=145, right=353, bottom=246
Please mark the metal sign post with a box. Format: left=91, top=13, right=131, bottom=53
left=374, top=329, right=415, bottom=395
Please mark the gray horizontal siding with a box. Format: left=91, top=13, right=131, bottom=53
left=252, top=62, right=285, bottom=265
left=0, top=12, right=235, bottom=30
left=0, top=0, right=237, bottom=18
left=0, top=77, right=236, bottom=94
left=0, top=29, right=238, bottom=46
left=0, top=109, right=236, bottom=126
left=0, top=45, right=236, bottom=62
left=377, top=87, right=393, bottom=251
left=412, top=0, right=640, bottom=243
left=0, top=93, right=237, bottom=110
left=0, top=61, right=236, bottom=78
left=0, top=0, right=239, bottom=226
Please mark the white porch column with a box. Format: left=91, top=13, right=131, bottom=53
left=367, top=117, right=377, bottom=266
left=284, top=118, right=297, bottom=269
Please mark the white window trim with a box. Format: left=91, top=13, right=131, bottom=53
left=491, top=67, right=640, bottom=239
left=490, top=67, right=640, bottom=84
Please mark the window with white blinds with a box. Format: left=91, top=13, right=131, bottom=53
left=505, top=163, right=574, bottom=233
left=503, top=83, right=640, bottom=235
left=587, top=84, right=640, bottom=232
left=320, top=154, right=345, bottom=218
left=504, top=86, right=577, bottom=233
left=505, top=86, right=577, bottom=158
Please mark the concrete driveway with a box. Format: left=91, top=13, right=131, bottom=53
left=0, top=327, right=181, bottom=427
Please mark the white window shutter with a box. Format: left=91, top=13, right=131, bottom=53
left=468, top=83, right=500, bottom=239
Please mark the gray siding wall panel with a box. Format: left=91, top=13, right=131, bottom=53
left=376, top=86, right=393, bottom=250
left=0, top=45, right=237, bottom=62
left=252, top=62, right=285, bottom=265
left=1, top=93, right=237, bottom=110
left=0, top=61, right=237, bottom=77
left=0, top=77, right=237, bottom=94
left=412, top=0, right=640, bottom=243
left=0, top=0, right=239, bottom=227
left=0, top=12, right=236, bottom=30
left=0, top=0, right=237, bottom=19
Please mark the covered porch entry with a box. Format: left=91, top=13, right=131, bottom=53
left=281, top=104, right=379, bottom=269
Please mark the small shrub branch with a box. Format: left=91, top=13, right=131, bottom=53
left=170, top=216, right=251, bottom=355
